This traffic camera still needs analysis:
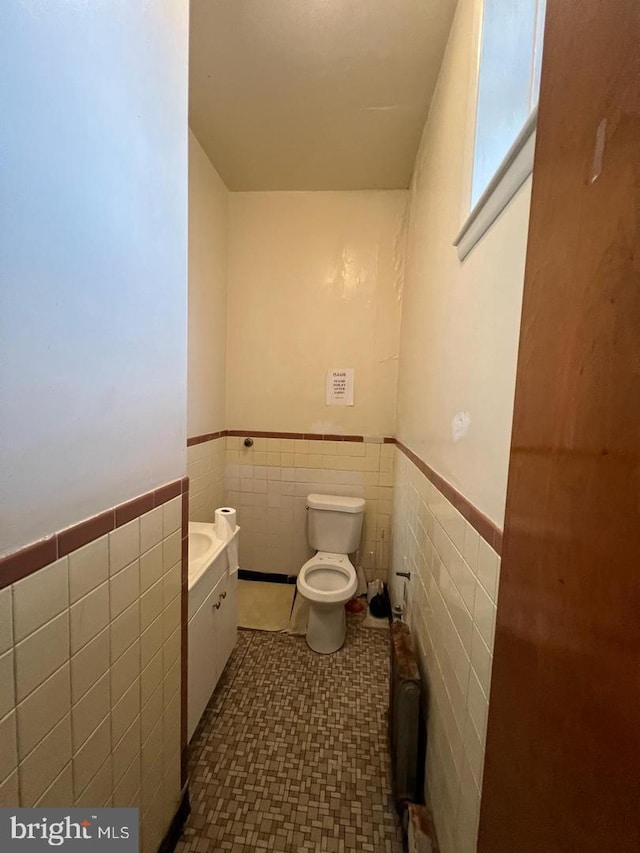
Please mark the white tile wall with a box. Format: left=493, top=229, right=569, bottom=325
left=20, top=715, right=72, bottom=806
left=111, top=602, right=141, bottom=663
left=37, top=761, right=74, bottom=808
left=187, top=434, right=393, bottom=578
left=225, top=436, right=394, bottom=579
left=0, top=589, right=12, bottom=653
left=0, top=771, right=19, bottom=808
left=140, top=507, right=164, bottom=555
left=392, top=449, right=501, bottom=853
left=16, top=612, right=69, bottom=701
left=18, top=663, right=70, bottom=757
left=13, top=557, right=69, bottom=643
left=0, top=712, right=17, bottom=784
left=187, top=438, right=225, bottom=523
left=70, top=628, right=109, bottom=704
left=0, top=497, right=184, bottom=853
left=68, top=539, right=109, bottom=604
left=0, top=652, right=15, bottom=719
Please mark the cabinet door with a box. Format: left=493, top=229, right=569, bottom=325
left=187, top=579, right=223, bottom=742
left=216, top=571, right=238, bottom=676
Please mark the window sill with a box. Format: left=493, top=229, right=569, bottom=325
left=454, top=108, right=537, bottom=261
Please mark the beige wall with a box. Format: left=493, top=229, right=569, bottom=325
left=391, top=0, right=531, bottom=851
left=396, top=0, right=530, bottom=529
left=187, top=131, right=229, bottom=438
left=227, top=191, right=407, bottom=437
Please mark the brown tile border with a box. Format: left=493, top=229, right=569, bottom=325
left=180, top=484, right=189, bottom=786
left=58, top=509, right=116, bottom=558
left=320, top=433, right=365, bottom=442
left=187, top=429, right=394, bottom=444
left=186, top=430, right=226, bottom=447
left=236, top=429, right=367, bottom=442
left=0, top=537, right=58, bottom=588
left=154, top=480, right=181, bottom=506
left=0, top=476, right=187, bottom=590
left=114, top=492, right=155, bottom=528
left=181, top=491, right=189, bottom=532
left=395, top=439, right=503, bottom=555
left=241, top=430, right=300, bottom=440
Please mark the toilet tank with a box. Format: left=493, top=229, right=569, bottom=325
left=307, top=494, right=365, bottom=554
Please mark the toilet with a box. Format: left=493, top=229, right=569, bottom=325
left=297, top=493, right=365, bottom=654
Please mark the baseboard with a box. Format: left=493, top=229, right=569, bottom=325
left=158, top=785, right=190, bottom=853
left=238, top=568, right=296, bottom=585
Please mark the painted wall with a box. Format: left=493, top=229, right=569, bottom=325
left=396, top=0, right=530, bottom=529
left=391, top=0, right=531, bottom=851
left=0, top=1, right=189, bottom=558
left=187, top=131, right=229, bottom=438
left=227, top=191, right=407, bottom=438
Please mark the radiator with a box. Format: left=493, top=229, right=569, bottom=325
left=389, top=621, right=425, bottom=812
left=407, top=803, right=439, bottom=853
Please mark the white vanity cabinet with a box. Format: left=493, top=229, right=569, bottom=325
left=216, top=572, right=238, bottom=674
left=187, top=557, right=237, bottom=742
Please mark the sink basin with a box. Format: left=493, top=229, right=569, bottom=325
left=188, top=520, right=239, bottom=621
left=188, top=522, right=222, bottom=589
left=189, top=530, right=212, bottom=561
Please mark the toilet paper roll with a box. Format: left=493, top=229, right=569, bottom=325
left=215, top=507, right=237, bottom=541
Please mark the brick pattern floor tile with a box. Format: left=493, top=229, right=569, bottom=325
left=176, top=615, right=403, bottom=852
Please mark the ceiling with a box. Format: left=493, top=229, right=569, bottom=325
left=189, top=0, right=457, bottom=191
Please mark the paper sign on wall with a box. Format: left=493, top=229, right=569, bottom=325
left=326, top=369, right=354, bottom=406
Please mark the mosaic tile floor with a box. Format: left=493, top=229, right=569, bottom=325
left=176, top=614, right=403, bottom=853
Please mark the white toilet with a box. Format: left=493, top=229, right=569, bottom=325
left=296, top=493, right=365, bottom=654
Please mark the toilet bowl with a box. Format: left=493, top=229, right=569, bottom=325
left=297, top=553, right=358, bottom=654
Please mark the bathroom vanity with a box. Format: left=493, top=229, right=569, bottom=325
left=187, top=522, right=239, bottom=741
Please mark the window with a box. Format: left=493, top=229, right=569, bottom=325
left=455, top=0, right=547, bottom=259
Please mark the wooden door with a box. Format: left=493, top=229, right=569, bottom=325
left=478, top=1, right=640, bottom=851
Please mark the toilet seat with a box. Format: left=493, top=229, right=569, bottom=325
left=297, top=552, right=357, bottom=604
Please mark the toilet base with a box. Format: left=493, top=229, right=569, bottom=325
left=306, top=601, right=347, bottom=654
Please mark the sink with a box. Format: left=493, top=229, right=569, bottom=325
left=187, top=521, right=229, bottom=594
left=189, top=530, right=212, bottom=561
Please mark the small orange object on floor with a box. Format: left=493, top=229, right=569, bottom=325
left=345, top=597, right=364, bottom=613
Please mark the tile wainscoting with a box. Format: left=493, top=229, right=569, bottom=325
left=0, top=480, right=188, bottom=853
left=392, top=446, right=501, bottom=853
left=227, top=435, right=394, bottom=580
left=187, top=432, right=394, bottom=580
left=187, top=433, right=226, bottom=524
